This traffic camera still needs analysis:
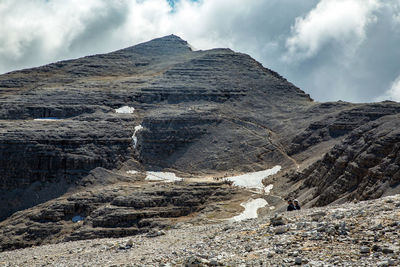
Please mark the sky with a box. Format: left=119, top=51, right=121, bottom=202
left=1, top=0, right=400, bottom=103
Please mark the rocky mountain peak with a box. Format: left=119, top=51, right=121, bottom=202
left=1, top=35, right=400, bottom=254
left=117, top=34, right=192, bottom=56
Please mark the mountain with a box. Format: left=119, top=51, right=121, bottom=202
left=1, top=35, right=400, bottom=251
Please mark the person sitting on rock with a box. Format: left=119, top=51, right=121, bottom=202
left=294, top=199, right=301, bottom=210
left=287, top=199, right=295, bottom=211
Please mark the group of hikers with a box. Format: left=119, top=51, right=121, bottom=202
left=287, top=199, right=301, bottom=211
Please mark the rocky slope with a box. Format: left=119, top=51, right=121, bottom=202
left=1, top=35, right=400, bottom=252
left=1, top=194, right=399, bottom=266
left=289, top=113, right=400, bottom=207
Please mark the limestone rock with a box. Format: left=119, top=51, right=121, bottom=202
left=270, top=214, right=286, bottom=226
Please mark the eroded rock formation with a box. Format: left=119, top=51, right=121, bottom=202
left=290, top=113, right=400, bottom=206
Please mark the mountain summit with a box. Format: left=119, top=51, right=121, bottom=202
left=1, top=35, right=400, bottom=251
left=119, top=34, right=193, bottom=55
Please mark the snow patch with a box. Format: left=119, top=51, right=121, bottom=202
left=132, top=125, right=143, bottom=148
left=224, top=165, right=281, bottom=192
left=145, top=172, right=183, bottom=182
left=126, top=170, right=138, bottom=175
left=264, top=184, right=274, bottom=194
left=33, top=117, right=62, bottom=121
left=231, top=198, right=268, bottom=222
left=115, top=106, right=135, bottom=114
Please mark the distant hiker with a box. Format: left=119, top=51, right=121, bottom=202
left=294, top=199, right=301, bottom=210
left=287, top=199, right=295, bottom=211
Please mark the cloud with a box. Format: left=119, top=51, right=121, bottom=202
left=0, top=0, right=400, bottom=103
left=376, top=75, right=400, bottom=102
left=0, top=0, right=133, bottom=72
left=0, top=0, right=317, bottom=73
left=285, top=0, right=381, bottom=62
left=391, top=0, right=400, bottom=27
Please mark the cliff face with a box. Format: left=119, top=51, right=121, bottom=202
left=1, top=35, right=400, bottom=251
left=290, top=113, right=400, bottom=206
left=0, top=118, right=134, bottom=220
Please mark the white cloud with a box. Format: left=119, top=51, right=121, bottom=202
left=395, top=14, right=400, bottom=24
left=0, top=0, right=131, bottom=71
left=376, top=75, right=400, bottom=102
left=0, top=0, right=317, bottom=74
left=285, top=0, right=381, bottom=61
left=391, top=0, right=400, bottom=27
left=116, top=0, right=172, bottom=44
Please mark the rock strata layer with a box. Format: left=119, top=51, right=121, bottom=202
left=290, top=114, right=400, bottom=206
left=0, top=175, right=237, bottom=251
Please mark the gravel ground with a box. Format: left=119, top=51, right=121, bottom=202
left=1, top=194, right=400, bottom=267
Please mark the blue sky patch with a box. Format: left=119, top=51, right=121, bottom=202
left=167, top=0, right=199, bottom=8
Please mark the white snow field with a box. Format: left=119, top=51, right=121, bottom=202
left=33, top=117, right=62, bottom=121
left=132, top=125, right=143, bottom=148
left=115, top=106, right=135, bottom=114
left=126, top=170, right=183, bottom=182
left=224, top=166, right=281, bottom=192
left=231, top=198, right=268, bottom=222
left=145, top=172, right=183, bottom=182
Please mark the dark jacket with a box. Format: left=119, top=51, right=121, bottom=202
left=287, top=203, right=295, bottom=211
left=295, top=204, right=301, bottom=210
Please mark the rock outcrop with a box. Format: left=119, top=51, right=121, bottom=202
left=289, top=113, right=400, bottom=206
left=288, top=102, right=400, bottom=156
left=0, top=173, right=237, bottom=251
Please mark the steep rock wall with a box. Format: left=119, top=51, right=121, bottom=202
left=290, top=114, right=400, bottom=205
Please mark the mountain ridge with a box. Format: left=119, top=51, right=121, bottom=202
left=0, top=35, right=399, bottom=251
